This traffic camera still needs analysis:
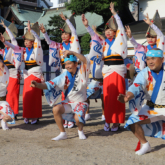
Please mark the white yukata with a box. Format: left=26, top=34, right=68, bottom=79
left=102, top=13, right=127, bottom=124
left=1, top=27, right=20, bottom=115
left=5, top=29, right=44, bottom=119
left=0, top=64, right=15, bottom=124
left=85, top=26, right=104, bottom=99
left=43, top=19, right=81, bottom=73
left=125, top=64, right=165, bottom=139
left=130, top=23, right=165, bottom=73
left=44, top=57, right=90, bottom=124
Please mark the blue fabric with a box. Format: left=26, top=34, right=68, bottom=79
left=3, top=48, right=8, bottom=61
left=147, top=44, right=157, bottom=50
left=105, top=38, right=115, bottom=56
left=128, top=67, right=149, bottom=97
left=62, top=42, right=70, bottom=50
left=64, top=68, right=78, bottom=98
left=64, top=55, right=77, bottom=62
left=124, top=58, right=133, bottom=65
left=125, top=114, right=165, bottom=140
left=150, top=66, right=163, bottom=103
left=26, top=47, right=34, bottom=61
left=146, top=49, right=163, bottom=58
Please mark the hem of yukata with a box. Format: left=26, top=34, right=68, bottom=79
left=87, top=88, right=102, bottom=99
left=87, top=80, right=103, bottom=99
left=124, top=114, right=165, bottom=140
left=0, top=101, right=15, bottom=124
left=0, top=112, right=15, bottom=125
left=53, top=102, right=87, bottom=125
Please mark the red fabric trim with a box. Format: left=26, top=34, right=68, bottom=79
left=61, top=92, right=65, bottom=101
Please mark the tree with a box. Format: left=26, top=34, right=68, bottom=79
left=66, top=0, right=133, bottom=25
left=47, top=15, right=67, bottom=43
left=80, top=33, right=91, bottom=54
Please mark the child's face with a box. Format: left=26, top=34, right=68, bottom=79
left=147, top=36, right=157, bottom=46
left=24, top=40, right=34, bottom=48
left=105, top=28, right=116, bottom=39
left=61, top=32, right=71, bottom=43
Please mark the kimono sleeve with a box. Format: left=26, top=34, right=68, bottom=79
left=129, top=37, right=138, bottom=48
left=151, top=23, right=165, bottom=58
left=30, top=30, right=43, bottom=66
left=5, top=27, right=19, bottom=65
left=44, top=71, right=69, bottom=106
left=49, top=40, right=61, bottom=69
left=111, top=14, right=127, bottom=59
left=6, top=27, right=17, bottom=46
left=87, top=33, right=103, bottom=63
left=128, top=69, right=147, bottom=97
left=43, top=32, right=52, bottom=45
left=66, top=19, right=81, bottom=53
left=13, top=45, right=24, bottom=69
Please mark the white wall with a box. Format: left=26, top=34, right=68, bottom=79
left=139, top=0, right=165, bottom=20
left=50, top=0, right=58, bottom=8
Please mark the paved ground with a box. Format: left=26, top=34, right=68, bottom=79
left=0, top=96, right=165, bottom=165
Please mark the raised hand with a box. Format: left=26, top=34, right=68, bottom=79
left=143, top=13, right=152, bottom=25
left=63, top=50, right=73, bottom=58
left=30, top=80, right=38, bottom=88
left=39, top=24, right=46, bottom=33
left=81, top=14, right=88, bottom=27
left=0, top=20, right=6, bottom=28
left=27, top=20, right=31, bottom=32
left=125, top=25, right=132, bottom=39
left=109, top=2, right=116, bottom=15
left=0, top=33, right=5, bottom=43
left=59, top=12, right=67, bottom=21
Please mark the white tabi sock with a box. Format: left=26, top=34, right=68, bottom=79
left=85, top=114, right=91, bottom=121
left=104, top=122, right=110, bottom=131
left=78, top=130, right=86, bottom=140
left=135, top=142, right=151, bottom=155
left=1, top=120, right=9, bottom=130
left=101, top=115, right=105, bottom=121
left=51, top=132, right=67, bottom=141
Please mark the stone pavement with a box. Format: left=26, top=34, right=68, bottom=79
left=0, top=96, right=165, bottom=165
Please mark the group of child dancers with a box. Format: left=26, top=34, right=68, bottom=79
left=0, top=2, right=165, bottom=155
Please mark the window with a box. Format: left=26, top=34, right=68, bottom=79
left=58, top=0, right=68, bottom=4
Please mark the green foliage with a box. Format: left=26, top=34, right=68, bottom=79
left=66, top=0, right=132, bottom=23
left=47, top=15, right=67, bottom=43
left=81, top=31, right=104, bottom=55
left=80, top=33, right=91, bottom=54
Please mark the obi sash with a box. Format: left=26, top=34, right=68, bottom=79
left=103, top=54, right=124, bottom=65
left=104, top=39, right=123, bottom=65
left=4, top=60, right=15, bottom=69
left=24, top=60, right=39, bottom=70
